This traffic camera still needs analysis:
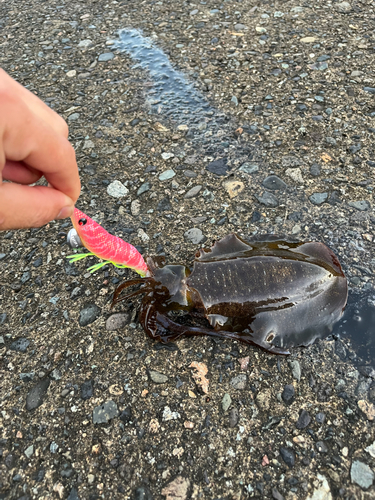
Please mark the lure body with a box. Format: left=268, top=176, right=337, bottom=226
left=67, top=208, right=148, bottom=276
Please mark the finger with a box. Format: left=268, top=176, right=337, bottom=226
left=0, top=183, right=74, bottom=230
left=1, top=91, right=81, bottom=203
left=0, top=69, right=69, bottom=138
left=2, top=160, right=42, bottom=185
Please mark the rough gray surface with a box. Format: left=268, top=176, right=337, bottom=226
left=0, top=0, right=375, bottom=498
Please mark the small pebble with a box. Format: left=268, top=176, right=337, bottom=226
left=282, top=156, right=301, bottom=168
left=316, top=441, right=328, bottom=453
left=50, top=369, right=62, bottom=381
left=119, top=407, right=132, bottom=423
left=262, top=175, right=287, bottom=191
left=256, top=390, right=271, bottom=411
left=20, top=372, right=34, bottom=382
left=98, top=52, right=114, bottom=61
left=272, top=488, right=285, bottom=500
left=138, top=228, right=149, bottom=243
left=81, top=380, right=94, bottom=400
left=365, top=441, right=375, bottom=458
left=184, top=185, right=202, bottom=199
left=285, top=168, right=304, bottom=184
left=161, top=477, right=190, bottom=500
left=137, top=182, right=151, bottom=196
left=238, top=356, right=250, bottom=370
left=83, top=139, right=94, bottom=149
left=351, top=461, right=374, bottom=489
left=306, top=475, right=332, bottom=499
left=255, top=192, right=279, bottom=207
left=230, top=374, right=247, bottom=390
left=159, top=169, right=176, bottom=181
left=93, top=400, right=119, bottom=424
left=162, top=406, right=180, bottom=421
left=133, top=486, right=153, bottom=500
left=107, top=180, right=129, bottom=198
left=26, top=379, right=50, bottom=411
left=281, top=384, right=295, bottom=405
left=279, top=447, right=295, bottom=468
left=161, top=152, right=174, bottom=160
left=106, top=313, right=130, bottom=331
left=184, top=228, right=204, bottom=244
left=310, top=163, right=321, bottom=176
left=315, top=412, right=326, bottom=424
left=296, top=410, right=311, bottom=429
left=309, top=193, right=328, bottom=205
left=224, top=180, right=245, bottom=198
left=358, top=400, right=375, bottom=421
left=239, top=163, right=259, bottom=174
left=348, top=200, right=371, bottom=211
left=131, top=199, right=141, bottom=216
left=157, top=197, right=172, bottom=212
left=79, top=304, right=101, bottom=327
left=229, top=408, right=239, bottom=428
left=183, top=169, right=197, bottom=178
left=206, top=158, right=228, bottom=176
left=77, top=39, right=92, bottom=48
left=149, top=370, right=168, bottom=384
left=288, top=360, right=301, bottom=381
left=222, top=393, right=232, bottom=412
left=10, top=338, right=30, bottom=352
left=335, top=1, right=352, bottom=13
left=24, top=445, right=34, bottom=459
left=50, top=441, right=59, bottom=454
left=67, top=488, right=79, bottom=500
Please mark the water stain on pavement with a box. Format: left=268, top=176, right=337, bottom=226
left=113, top=28, right=218, bottom=128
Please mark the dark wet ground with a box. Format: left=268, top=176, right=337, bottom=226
left=1, top=0, right=375, bottom=498
left=333, top=293, right=375, bottom=367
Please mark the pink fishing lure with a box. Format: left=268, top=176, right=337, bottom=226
left=67, top=208, right=148, bottom=276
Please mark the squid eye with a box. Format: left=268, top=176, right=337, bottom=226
left=78, top=218, right=87, bottom=226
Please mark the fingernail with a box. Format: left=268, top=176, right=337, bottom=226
left=57, top=205, right=74, bottom=220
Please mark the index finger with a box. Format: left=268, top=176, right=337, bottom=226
left=0, top=68, right=69, bottom=138
left=1, top=90, right=81, bottom=202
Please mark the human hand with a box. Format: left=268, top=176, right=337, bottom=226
left=0, top=68, right=81, bottom=230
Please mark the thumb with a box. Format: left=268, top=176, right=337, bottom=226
left=0, top=183, right=74, bottom=230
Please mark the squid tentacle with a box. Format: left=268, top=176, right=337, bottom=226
left=112, top=278, right=152, bottom=305
left=112, top=287, right=149, bottom=306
